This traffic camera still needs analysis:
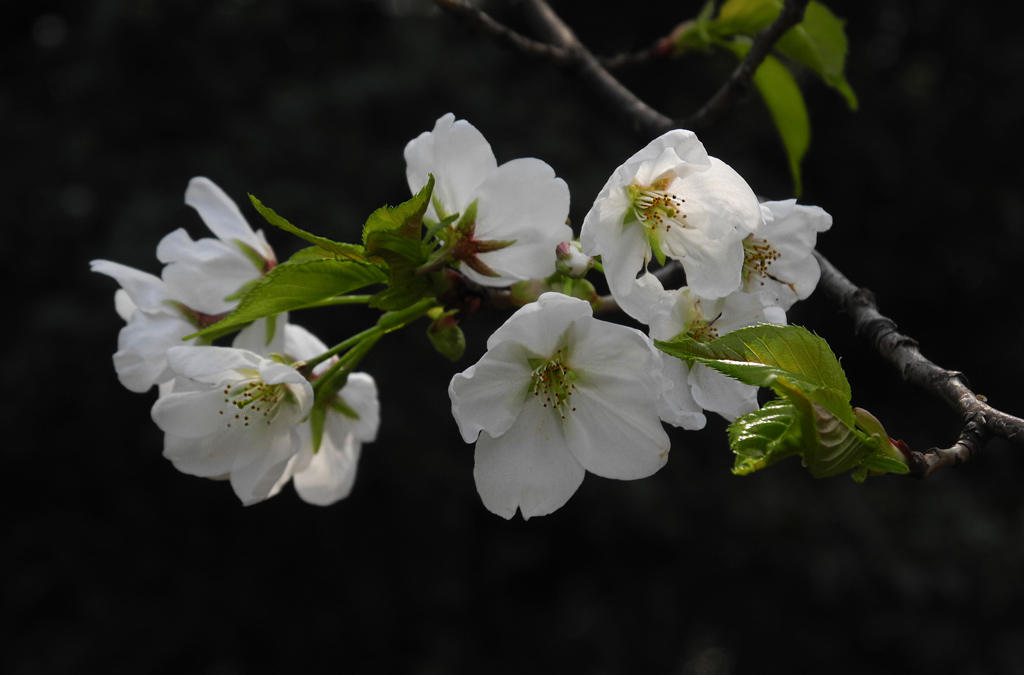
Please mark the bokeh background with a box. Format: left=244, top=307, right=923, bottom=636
left=6, top=0, right=1024, bottom=673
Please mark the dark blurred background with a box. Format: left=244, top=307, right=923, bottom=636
left=5, top=0, right=1024, bottom=673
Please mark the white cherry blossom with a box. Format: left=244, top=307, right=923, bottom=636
left=580, top=129, right=762, bottom=321
left=649, top=288, right=787, bottom=421
left=152, top=346, right=314, bottom=506
left=92, top=177, right=281, bottom=392
left=743, top=199, right=834, bottom=309
left=449, top=292, right=671, bottom=520
left=405, top=113, right=571, bottom=287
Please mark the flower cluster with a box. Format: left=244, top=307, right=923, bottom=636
left=92, top=178, right=380, bottom=506
left=451, top=128, right=831, bottom=519
left=94, top=116, right=831, bottom=519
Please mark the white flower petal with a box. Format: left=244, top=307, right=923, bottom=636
left=404, top=113, right=497, bottom=220
left=485, top=292, right=593, bottom=354
left=339, top=373, right=381, bottom=442
left=90, top=259, right=171, bottom=314
left=158, top=229, right=260, bottom=314
left=593, top=220, right=666, bottom=323
left=229, top=426, right=302, bottom=506
left=113, top=311, right=195, bottom=392
left=292, top=421, right=361, bottom=506
left=562, top=375, right=670, bottom=480
left=473, top=401, right=585, bottom=520
left=449, top=339, right=531, bottom=443
left=688, top=364, right=759, bottom=422
left=673, top=230, right=746, bottom=299
left=653, top=354, right=708, bottom=430
left=163, top=431, right=239, bottom=479
left=283, top=323, right=328, bottom=362
left=472, top=158, right=570, bottom=242
left=165, top=345, right=263, bottom=383
left=152, top=387, right=238, bottom=439
left=663, top=157, right=761, bottom=245
left=113, top=289, right=136, bottom=322
left=231, top=315, right=288, bottom=357
left=184, top=176, right=264, bottom=252
left=559, top=324, right=671, bottom=479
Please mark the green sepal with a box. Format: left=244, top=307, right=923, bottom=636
left=234, top=239, right=273, bottom=274
left=264, top=313, right=278, bottom=346
left=331, top=396, right=361, bottom=421
left=248, top=195, right=369, bottom=262
left=184, top=259, right=387, bottom=340
left=454, top=199, right=478, bottom=233
left=645, top=228, right=668, bottom=267
left=308, top=401, right=327, bottom=454
left=423, top=213, right=459, bottom=244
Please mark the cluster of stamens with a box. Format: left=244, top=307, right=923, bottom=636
left=688, top=316, right=721, bottom=343
left=630, top=179, right=688, bottom=233
left=742, top=236, right=782, bottom=287
left=529, top=349, right=577, bottom=420
left=219, top=378, right=287, bottom=428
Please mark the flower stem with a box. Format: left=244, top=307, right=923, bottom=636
left=301, top=297, right=440, bottom=379
left=309, top=297, right=439, bottom=400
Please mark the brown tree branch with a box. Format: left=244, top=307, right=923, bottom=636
left=813, top=250, right=1024, bottom=476
left=436, top=0, right=812, bottom=135
left=517, top=0, right=676, bottom=137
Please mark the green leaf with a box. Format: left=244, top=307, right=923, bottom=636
left=728, top=398, right=804, bottom=475
left=368, top=279, right=432, bottom=311
left=365, top=231, right=427, bottom=265
left=775, top=2, right=858, bottom=110
left=712, top=0, right=781, bottom=36
left=660, top=325, right=909, bottom=480
left=710, top=1, right=857, bottom=111
left=671, top=0, right=718, bottom=54
left=286, top=246, right=344, bottom=264
left=185, top=259, right=387, bottom=339
left=656, top=324, right=851, bottom=419
left=249, top=195, right=369, bottom=262
left=722, top=39, right=809, bottom=195
left=362, top=176, right=433, bottom=247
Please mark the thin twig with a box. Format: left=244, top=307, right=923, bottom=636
left=431, top=0, right=570, bottom=63
left=682, top=0, right=811, bottom=128
left=598, top=40, right=675, bottom=70
left=813, top=250, right=1024, bottom=475
left=517, top=0, right=675, bottom=137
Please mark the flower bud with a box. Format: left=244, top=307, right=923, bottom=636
left=554, top=240, right=593, bottom=278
